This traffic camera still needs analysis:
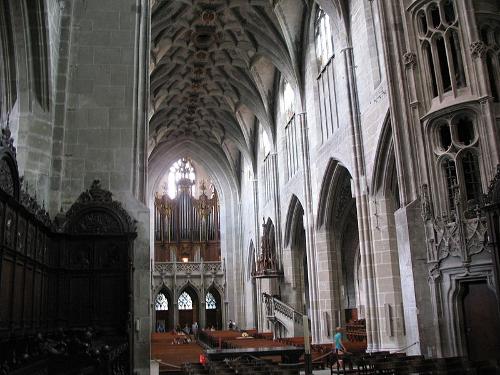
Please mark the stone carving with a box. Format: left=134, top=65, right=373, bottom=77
left=422, top=183, right=490, bottom=277
left=484, top=164, right=500, bottom=206
left=470, top=40, right=487, bottom=59
left=403, top=51, right=417, bottom=69
left=421, top=184, right=433, bottom=221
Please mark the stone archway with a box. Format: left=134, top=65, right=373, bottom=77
left=284, top=196, right=309, bottom=316
left=316, top=159, right=366, bottom=343
left=177, top=285, right=200, bottom=330
left=205, top=286, right=223, bottom=330
left=154, top=287, right=173, bottom=332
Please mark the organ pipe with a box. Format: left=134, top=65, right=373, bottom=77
left=154, top=182, right=219, bottom=245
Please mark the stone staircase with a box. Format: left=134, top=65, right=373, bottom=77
left=263, top=293, right=304, bottom=337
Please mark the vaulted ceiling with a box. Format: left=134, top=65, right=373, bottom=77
left=149, top=0, right=305, bottom=175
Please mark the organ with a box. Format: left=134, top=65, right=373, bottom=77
left=154, top=158, right=220, bottom=262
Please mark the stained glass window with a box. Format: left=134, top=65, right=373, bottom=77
left=155, top=293, right=168, bottom=311
left=206, top=292, right=217, bottom=310
left=165, top=158, right=196, bottom=198
left=178, top=291, right=193, bottom=310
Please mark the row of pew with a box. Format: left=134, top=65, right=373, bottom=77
left=182, top=357, right=299, bottom=375
left=152, top=332, right=204, bottom=373
left=331, top=351, right=500, bottom=374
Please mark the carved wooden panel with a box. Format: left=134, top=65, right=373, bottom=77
left=12, top=261, right=25, bottom=327
left=69, top=276, right=91, bottom=327
left=26, top=223, right=35, bottom=258
left=0, top=256, right=13, bottom=329
left=4, top=205, right=16, bottom=249
left=16, top=216, right=26, bottom=254
left=23, top=265, right=33, bottom=327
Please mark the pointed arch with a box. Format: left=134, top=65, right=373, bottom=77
left=317, top=159, right=354, bottom=229
left=284, top=195, right=305, bottom=248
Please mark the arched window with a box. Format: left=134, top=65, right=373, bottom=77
left=261, top=129, right=271, bottom=157
left=205, top=292, right=217, bottom=310
left=416, top=0, right=466, bottom=100
left=155, top=292, right=169, bottom=311
left=460, top=150, right=481, bottom=203
left=282, top=81, right=295, bottom=122
left=315, top=8, right=333, bottom=69
left=479, top=24, right=500, bottom=102
left=165, top=158, right=196, bottom=198
left=178, top=291, right=193, bottom=310
left=431, top=112, right=482, bottom=214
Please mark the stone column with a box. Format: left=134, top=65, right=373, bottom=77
left=296, top=113, right=321, bottom=343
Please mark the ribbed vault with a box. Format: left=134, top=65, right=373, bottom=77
left=149, top=0, right=301, bottom=173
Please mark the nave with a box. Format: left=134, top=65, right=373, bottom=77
left=151, top=328, right=500, bottom=375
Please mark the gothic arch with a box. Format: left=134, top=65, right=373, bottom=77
left=284, top=195, right=304, bottom=248
left=317, top=158, right=354, bottom=229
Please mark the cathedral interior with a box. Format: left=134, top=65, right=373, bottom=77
left=0, top=0, right=500, bottom=374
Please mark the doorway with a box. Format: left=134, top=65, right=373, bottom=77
left=461, top=280, right=500, bottom=360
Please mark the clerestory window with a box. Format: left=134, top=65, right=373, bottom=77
left=416, top=0, right=466, bottom=101
left=315, top=8, right=334, bottom=70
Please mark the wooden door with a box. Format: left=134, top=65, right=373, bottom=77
left=462, top=281, right=500, bottom=360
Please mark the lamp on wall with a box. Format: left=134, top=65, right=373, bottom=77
left=181, top=252, right=189, bottom=263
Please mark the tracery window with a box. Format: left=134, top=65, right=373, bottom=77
left=315, top=8, right=333, bottom=69
left=479, top=24, right=500, bottom=102
left=416, top=0, right=466, bottom=100
left=281, top=81, right=299, bottom=179
left=165, top=158, right=196, bottom=198
left=178, top=291, right=193, bottom=310
left=205, top=292, right=217, bottom=310
left=155, top=292, right=169, bottom=311
left=432, top=113, right=482, bottom=214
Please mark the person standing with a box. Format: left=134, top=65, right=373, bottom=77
left=333, top=327, right=346, bottom=368
left=192, top=321, right=198, bottom=339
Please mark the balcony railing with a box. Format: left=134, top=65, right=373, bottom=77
left=154, top=261, right=223, bottom=276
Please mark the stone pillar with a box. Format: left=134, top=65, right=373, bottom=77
left=297, top=113, right=321, bottom=343
left=395, top=200, right=437, bottom=356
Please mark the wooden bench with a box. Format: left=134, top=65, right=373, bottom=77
left=205, top=346, right=304, bottom=364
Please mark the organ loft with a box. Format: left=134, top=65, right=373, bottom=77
left=0, top=0, right=499, bottom=374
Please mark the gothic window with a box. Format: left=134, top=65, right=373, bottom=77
left=460, top=150, right=481, bottom=203
left=281, top=81, right=299, bottom=179
left=261, top=128, right=272, bottom=202
left=155, top=293, right=169, bottom=311
left=165, top=158, right=196, bottom=198
left=416, top=0, right=466, bottom=100
left=261, top=129, right=271, bottom=157
left=205, top=292, right=217, bottom=310
left=315, top=6, right=339, bottom=143
left=27, top=0, right=50, bottom=111
left=431, top=112, right=482, bottom=214
left=479, top=25, right=500, bottom=102
left=315, top=8, right=333, bottom=69
left=178, top=291, right=193, bottom=310
left=281, top=81, right=295, bottom=122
